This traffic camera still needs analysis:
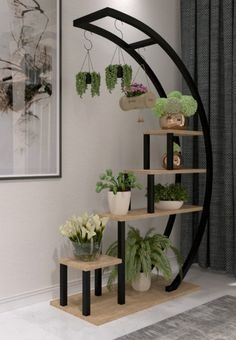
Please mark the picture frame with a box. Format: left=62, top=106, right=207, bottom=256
left=0, top=0, right=61, bottom=179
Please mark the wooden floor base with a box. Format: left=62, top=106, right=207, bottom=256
left=50, top=276, right=199, bottom=325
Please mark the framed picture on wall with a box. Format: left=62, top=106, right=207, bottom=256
left=0, top=0, right=61, bottom=179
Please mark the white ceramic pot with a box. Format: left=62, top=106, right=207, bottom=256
left=131, top=272, right=151, bottom=292
left=155, top=201, right=184, bottom=210
left=107, top=191, right=131, bottom=215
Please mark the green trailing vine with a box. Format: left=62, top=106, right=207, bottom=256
left=105, top=64, right=132, bottom=93
left=76, top=71, right=101, bottom=98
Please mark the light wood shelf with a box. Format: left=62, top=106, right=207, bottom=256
left=60, top=255, right=122, bottom=272
left=124, top=168, right=206, bottom=175
left=144, top=129, right=203, bottom=136
left=100, top=205, right=203, bottom=222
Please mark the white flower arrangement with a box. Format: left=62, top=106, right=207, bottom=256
left=60, top=212, right=109, bottom=243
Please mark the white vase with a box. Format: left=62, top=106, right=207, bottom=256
left=107, top=191, right=131, bottom=215
left=131, top=272, right=151, bottom=292
left=155, top=201, right=184, bottom=210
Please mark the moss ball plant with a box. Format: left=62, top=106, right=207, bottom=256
left=153, top=91, right=198, bottom=118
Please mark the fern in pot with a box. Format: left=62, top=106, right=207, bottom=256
left=96, top=169, right=142, bottom=215
left=106, top=226, right=183, bottom=292
left=154, top=183, right=188, bottom=210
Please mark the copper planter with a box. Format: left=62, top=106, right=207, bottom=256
left=159, top=113, right=188, bottom=129
left=162, top=152, right=183, bottom=169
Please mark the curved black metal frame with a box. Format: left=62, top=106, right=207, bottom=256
left=73, top=7, right=213, bottom=291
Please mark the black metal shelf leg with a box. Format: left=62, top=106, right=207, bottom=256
left=144, top=134, right=150, bottom=169
left=118, top=221, right=125, bottom=305
left=95, top=268, right=102, bottom=296
left=147, top=174, right=155, bottom=213
left=167, top=133, right=174, bottom=170
left=60, top=264, right=67, bottom=306
left=82, top=271, right=91, bottom=316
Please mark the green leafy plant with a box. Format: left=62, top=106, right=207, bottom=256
left=153, top=91, right=198, bottom=118
left=106, top=226, right=183, bottom=290
left=76, top=71, right=101, bottom=98
left=105, top=64, right=132, bottom=93
left=154, top=183, right=188, bottom=202
left=96, top=169, right=142, bottom=194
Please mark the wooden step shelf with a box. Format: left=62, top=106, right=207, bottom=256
left=144, top=129, right=203, bottom=136
left=124, top=168, right=206, bottom=175
left=100, top=205, right=203, bottom=222
left=60, top=255, right=122, bottom=272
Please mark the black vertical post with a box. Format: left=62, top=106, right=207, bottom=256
left=167, top=133, right=174, bottom=170
left=147, top=174, right=155, bottom=213
left=60, top=264, right=68, bottom=306
left=144, top=134, right=150, bottom=169
left=124, top=173, right=131, bottom=211
left=118, top=221, right=125, bottom=304
left=95, top=269, right=102, bottom=296
left=82, top=271, right=91, bottom=316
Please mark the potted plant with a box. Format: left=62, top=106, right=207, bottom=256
left=153, top=91, right=198, bottom=129
left=105, top=64, right=132, bottom=93
left=76, top=71, right=101, bottom=98
left=154, top=183, right=188, bottom=210
left=119, top=83, right=156, bottom=111
left=96, top=169, right=142, bottom=215
left=162, top=142, right=183, bottom=169
left=59, top=212, right=109, bottom=261
left=106, top=226, right=183, bottom=291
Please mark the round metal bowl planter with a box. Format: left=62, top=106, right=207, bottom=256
left=155, top=201, right=184, bottom=210
left=162, top=152, right=183, bottom=169
left=159, top=113, right=188, bottom=129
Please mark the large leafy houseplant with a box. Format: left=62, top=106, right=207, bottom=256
left=106, top=226, right=183, bottom=290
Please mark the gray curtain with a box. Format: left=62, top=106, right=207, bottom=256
left=180, top=0, right=236, bottom=273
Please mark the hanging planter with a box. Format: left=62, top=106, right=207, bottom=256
left=105, top=64, right=132, bottom=93
left=76, top=71, right=101, bottom=98
left=75, top=31, right=101, bottom=98
left=119, top=83, right=155, bottom=111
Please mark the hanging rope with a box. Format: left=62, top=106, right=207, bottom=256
left=80, top=31, right=94, bottom=72
left=132, top=48, right=151, bottom=90
left=109, top=20, right=126, bottom=65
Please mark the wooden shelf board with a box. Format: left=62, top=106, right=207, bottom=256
left=60, top=255, right=122, bottom=272
left=124, top=168, right=206, bottom=175
left=100, top=205, right=203, bottom=221
left=144, top=129, right=203, bottom=136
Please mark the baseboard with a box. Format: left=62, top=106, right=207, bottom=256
left=0, top=256, right=179, bottom=313
left=0, top=272, right=110, bottom=313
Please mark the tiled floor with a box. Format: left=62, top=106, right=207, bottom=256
left=1, top=266, right=236, bottom=340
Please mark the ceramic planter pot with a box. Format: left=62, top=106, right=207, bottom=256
left=131, top=272, right=151, bottom=292
left=162, top=152, right=183, bottom=169
left=119, top=92, right=156, bottom=111
left=107, top=191, right=131, bottom=215
left=155, top=201, right=184, bottom=210
left=159, top=113, right=188, bottom=129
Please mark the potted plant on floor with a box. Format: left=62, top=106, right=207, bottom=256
left=153, top=91, right=198, bottom=129
left=105, top=64, right=132, bottom=93
left=59, top=212, right=109, bottom=261
left=119, top=82, right=156, bottom=111
left=96, top=169, right=142, bottom=215
left=154, top=183, right=188, bottom=210
left=106, top=226, right=183, bottom=291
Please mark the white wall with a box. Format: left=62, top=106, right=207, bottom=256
left=0, top=0, right=181, bottom=309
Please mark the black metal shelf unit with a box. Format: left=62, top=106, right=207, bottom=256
left=73, top=7, right=213, bottom=297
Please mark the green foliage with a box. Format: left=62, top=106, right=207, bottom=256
left=173, top=142, right=181, bottom=153
left=154, top=183, right=188, bottom=203
left=91, top=72, right=101, bottom=97
left=76, top=71, right=101, bottom=98
left=153, top=91, right=198, bottom=118
left=106, top=226, right=183, bottom=290
left=96, top=169, right=142, bottom=195
left=105, top=64, right=132, bottom=93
